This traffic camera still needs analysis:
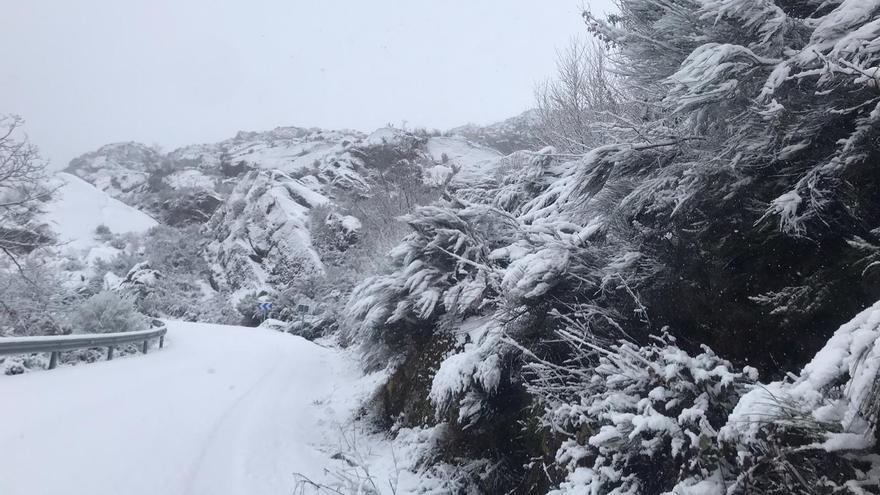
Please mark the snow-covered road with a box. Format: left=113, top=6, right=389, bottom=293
left=0, top=321, right=366, bottom=495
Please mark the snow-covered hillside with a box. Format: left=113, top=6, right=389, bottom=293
left=61, top=123, right=515, bottom=303
left=426, top=136, right=501, bottom=165
left=66, top=142, right=160, bottom=201
left=66, top=125, right=511, bottom=214
left=42, top=173, right=157, bottom=251
left=170, top=127, right=364, bottom=175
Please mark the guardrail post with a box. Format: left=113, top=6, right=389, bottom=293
left=107, top=346, right=114, bottom=361
left=142, top=340, right=148, bottom=354
left=48, top=351, right=59, bottom=370
left=159, top=336, right=164, bottom=348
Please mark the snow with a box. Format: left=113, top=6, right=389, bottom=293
left=206, top=170, right=327, bottom=295
left=84, top=244, right=122, bottom=263
left=672, top=478, right=725, bottom=495
left=428, top=318, right=503, bottom=414
left=166, top=127, right=362, bottom=177
left=164, top=169, right=216, bottom=190
left=364, top=127, right=406, bottom=146
left=103, top=271, right=123, bottom=290
left=810, top=0, right=880, bottom=46
left=340, top=215, right=361, bottom=233
left=0, top=321, right=376, bottom=495
left=424, top=164, right=454, bottom=186
left=501, top=246, right=570, bottom=299
left=820, top=432, right=874, bottom=452
left=425, top=137, right=501, bottom=168
left=42, top=173, right=158, bottom=250
left=766, top=189, right=806, bottom=235
left=234, top=141, right=341, bottom=174
left=281, top=175, right=330, bottom=208
left=723, top=299, right=880, bottom=445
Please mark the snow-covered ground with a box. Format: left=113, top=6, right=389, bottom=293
left=43, top=172, right=157, bottom=250
left=0, top=321, right=379, bottom=495
left=425, top=136, right=501, bottom=168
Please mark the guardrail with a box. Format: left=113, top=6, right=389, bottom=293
left=0, top=325, right=167, bottom=369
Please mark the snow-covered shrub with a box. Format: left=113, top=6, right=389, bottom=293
left=273, top=286, right=339, bottom=339
left=0, top=259, right=74, bottom=336
left=134, top=274, right=226, bottom=322
left=69, top=291, right=147, bottom=334
left=1, top=353, right=47, bottom=375
left=85, top=225, right=237, bottom=323
left=718, top=300, right=880, bottom=494
left=90, top=250, right=143, bottom=290
left=93, top=224, right=112, bottom=242
left=428, top=317, right=507, bottom=425
left=309, top=204, right=362, bottom=267
left=235, top=291, right=269, bottom=326
left=142, top=224, right=208, bottom=275
left=531, top=331, right=757, bottom=495
left=344, top=200, right=517, bottom=355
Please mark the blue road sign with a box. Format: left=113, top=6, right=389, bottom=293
left=258, top=302, right=273, bottom=312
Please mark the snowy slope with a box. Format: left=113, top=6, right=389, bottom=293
left=426, top=136, right=502, bottom=168
left=170, top=127, right=363, bottom=175
left=42, top=172, right=158, bottom=250
left=426, top=136, right=505, bottom=189
left=0, top=321, right=374, bottom=495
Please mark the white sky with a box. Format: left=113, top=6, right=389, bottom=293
left=1, top=1, right=613, bottom=168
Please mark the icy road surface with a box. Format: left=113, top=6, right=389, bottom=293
left=0, top=321, right=364, bottom=495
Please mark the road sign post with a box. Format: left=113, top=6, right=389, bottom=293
left=257, top=302, right=273, bottom=322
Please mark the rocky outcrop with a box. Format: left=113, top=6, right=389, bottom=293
left=204, top=170, right=328, bottom=296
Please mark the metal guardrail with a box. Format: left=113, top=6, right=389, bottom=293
left=0, top=325, right=167, bottom=369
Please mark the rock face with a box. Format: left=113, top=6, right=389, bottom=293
left=66, top=142, right=160, bottom=203
left=204, top=170, right=328, bottom=296
left=65, top=141, right=218, bottom=224
left=149, top=190, right=223, bottom=227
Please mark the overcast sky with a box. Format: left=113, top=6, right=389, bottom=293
left=1, top=1, right=613, bottom=168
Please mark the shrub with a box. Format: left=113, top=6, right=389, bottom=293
left=94, top=224, right=112, bottom=241
left=532, top=332, right=758, bottom=494
left=0, top=259, right=74, bottom=336
left=143, top=225, right=208, bottom=275
left=69, top=291, right=147, bottom=334
left=236, top=292, right=268, bottom=326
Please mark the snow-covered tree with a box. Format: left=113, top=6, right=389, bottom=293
left=535, top=38, right=628, bottom=152
left=0, top=258, right=73, bottom=336
left=0, top=115, right=53, bottom=264
left=343, top=1, right=880, bottom=492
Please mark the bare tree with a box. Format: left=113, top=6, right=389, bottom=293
left=0, top=115, right=52, bottom=266
left=535, top=37, right=626, bottom=153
